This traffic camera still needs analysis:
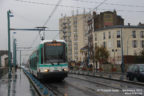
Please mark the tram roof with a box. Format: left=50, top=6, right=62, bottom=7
left=40, top=40, right=66, bottom=44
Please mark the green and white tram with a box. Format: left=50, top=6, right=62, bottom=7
left=29, top=40, right=68, bottom=80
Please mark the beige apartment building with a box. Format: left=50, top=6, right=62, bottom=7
left=59, top=14, right=91, bottom=61
left=93, top=25, right=144, bottom=64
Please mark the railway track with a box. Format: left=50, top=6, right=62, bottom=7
left=43, top=81, right=98, bottom=96
left=69, top=74, right=144, bottom=88
left=68, top=75, right=123, bottom=90
left=44, top=83, right=64, bottom=96
left=40, top=74, right=144, bottom=96
left=69, top=70, right=144, bottom=86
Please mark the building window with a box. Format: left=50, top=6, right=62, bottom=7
left=117, top=31, right=120, bottom=38
left=132, top=31, right=136, bottom=38
left=132, top=40, right=137, bottom=48
left=108, top=32, right=111, bottom=39
left=103, top=42, right=106, bottom=48
left=141, top=40, right=144, bottom=48
left=117, top=40, right=121, bottom=48
left=103, top=32, right=106, bottom=40
left=140, top=31, right=144, bottom=38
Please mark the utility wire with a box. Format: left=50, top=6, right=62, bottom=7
left=92, top=0, right=108, bottom=11
left=15, top=0, right=144, bottom=44
left=73, top=0, right=144, bottom=8
left=43, top=0, right=62, bottom=26
left=42, top=0, right=62, bottom=40
left=15, top=0, right=63, bottom=44
left=28, top=33, right=40, bottom=49
left=15, top=0, right=92, bottom=10
left=16, top=0, right=144, bottom=13
left=53, top=0, right=108, bottom=40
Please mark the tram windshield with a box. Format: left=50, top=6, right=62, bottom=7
left=44, top=42, right=67, bottom=63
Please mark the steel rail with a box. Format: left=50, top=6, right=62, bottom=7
left=43, top=81, right=99, bottom=96
left=69, top=71, right=144, bottom=86
left=68, top=75, right=123, bottom=90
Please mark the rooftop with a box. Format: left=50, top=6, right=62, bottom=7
left=94, top=25, right=144, bottom=32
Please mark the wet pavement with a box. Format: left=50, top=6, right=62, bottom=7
left=1, top=69, right=143, bottom=96
left=45, top=74, right=144, bottom=96
left=0, top=69, right=39, bottom=96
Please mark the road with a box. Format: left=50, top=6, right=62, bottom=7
left=44, top=74, right=144, bottom=96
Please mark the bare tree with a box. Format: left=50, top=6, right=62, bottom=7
left=139, top=48, right=144, bottom=57
left=94, top=45, right=109, bottom=69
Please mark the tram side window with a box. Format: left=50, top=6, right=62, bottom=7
left=34, top=57, right=38, bottom=69
left=41, top=48, right=44, bottom=64
left=30, top=60, right=32, bottom=68
left=30, top=58, right=33, bottom=68
left=30, top=57, right=37, bottom=70
left=37, top=51, right=39, bottom=63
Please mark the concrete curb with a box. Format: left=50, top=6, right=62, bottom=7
left=23, top=69, right=54, bottom=96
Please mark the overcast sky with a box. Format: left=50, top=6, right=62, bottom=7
left=0, top=0, right=144, bottom=64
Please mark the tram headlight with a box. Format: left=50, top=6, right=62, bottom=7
left=63, top=68, right=68, bottom=71
left=44, top=69, right=49, bottom=72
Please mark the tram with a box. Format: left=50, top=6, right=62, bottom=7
left=29, top=40, right=68, bottom=80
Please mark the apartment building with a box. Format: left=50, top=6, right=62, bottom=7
left=93, top=25, right=144, bottom=64
left=59, top=13, right=91, bottom=61
left=85, top=10, right=124, bottom=65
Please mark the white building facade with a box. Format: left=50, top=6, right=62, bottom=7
left=93, top=25, right=144, bottom=64
left=59, top=14, right=91, bottom=62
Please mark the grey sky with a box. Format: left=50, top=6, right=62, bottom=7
left=0, top=0, right=144, bottom=64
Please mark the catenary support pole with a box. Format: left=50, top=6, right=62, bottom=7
left=7, top=10, right=12, bottom=78
left=121, top=27, right=125, bottom=73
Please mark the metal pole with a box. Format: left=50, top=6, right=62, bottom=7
left=121, top=27, right=125, bottom=73
left=20, top=50, right=21, bottom=68
left=127, top=37, right=129, bottom=56
left=14, top=39, right=16, bottom=71
left=7, top=10, right=11, bottom=78
left=88, top=37, right=90, bottom=66
left=15, top=40, right=17, bottom=71
left=114, top=50, right=115, bottom=64
left=13, top=38, right=14, bottom=73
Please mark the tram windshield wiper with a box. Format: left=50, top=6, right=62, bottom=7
left=46, top=57, right=54, bottom=65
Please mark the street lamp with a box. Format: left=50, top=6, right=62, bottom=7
left=7, top=10, right=14, bottom=78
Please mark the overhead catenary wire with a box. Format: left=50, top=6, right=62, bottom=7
left=43, top=0, right=62, bottom=27
left=91, top=0, right=108, bottom=11
left=15, top=0, right=92, bottom=10
left=28, top=33, right=40, bottom=48
left=52, top=0, right=108, bottom=40
left=73, top=0, right=144, bottom=8
left=17, top=0, right=63, bottom=49
left=15, top=0, right=144, bottom=12
left=36, top=0, right=62, bottom=41
left=15, top=0, right=144, bottom=44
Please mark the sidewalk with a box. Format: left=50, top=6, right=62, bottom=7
left=0, top=69, right=39, bottom=96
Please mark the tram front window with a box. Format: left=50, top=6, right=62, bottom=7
left=44, top=43, right=67, bottom=63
